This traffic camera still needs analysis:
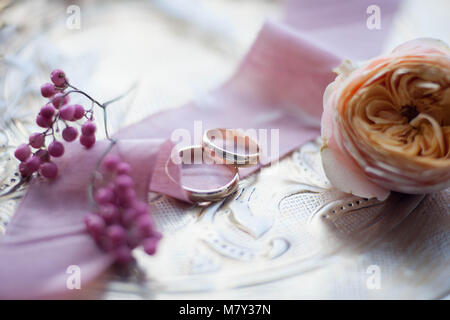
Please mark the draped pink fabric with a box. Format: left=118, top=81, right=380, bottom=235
left=0, top=0, right=399, bottom=298
left=284, top=0, right=399, bottom=60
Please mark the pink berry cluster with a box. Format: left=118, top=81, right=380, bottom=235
left=84, top=155, right=162, bottom=266
left=14, top=69, right=98, bottom=179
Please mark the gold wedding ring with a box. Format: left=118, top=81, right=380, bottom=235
left=167, top=145, right=240, bottom=203
left=167, top=129, right=260, bottom=203
left=202, top=128, right=260, bottom=167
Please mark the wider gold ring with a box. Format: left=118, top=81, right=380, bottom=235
left=166, top=145, right=239, bottom=203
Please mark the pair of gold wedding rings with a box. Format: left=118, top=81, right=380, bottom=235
left=169, top=128, right=261, bottom=203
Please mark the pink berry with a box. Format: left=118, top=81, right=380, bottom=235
left=51, top=93, right=69, bottom=109
left=50, top=69, right=67, bottom=87
left=127, top=227, right=143, bottom=249
left=121, top=208, right=138, bottom=226
left=95, top=187, right=115, bottom=205
left=29, top=133, right=45, bottom=148
left=99, top=204, right=120, bottom=224
left=62, top=126, right=78, bottom=142
left=115, top=174, right=134, bottom=190
left=35, top=149, right=50, bottom=162
left=40, top=83, right=57, bottom=98
left=117, top=162, right=131, bottom=175
left=134, top=201, right=149, bottom=216
left=117, top=188, right=137, bottom=209
left=25, top=155, right=41, bottom=173
left=19, top=162, right=32, bottom=177
left=137, top=214, right=154, bottom=237
left=48, top=141, right=64, bottom=157
left=84, top=213, right=106, bottom=236
left=113, top=246, right=133, bottom=265
left=81, top=121, right=96, bottom=136
left=107, top=225, right=126, bottom=245
left=59, top=105, right=75, bottom=121
left=36, top=114, right=53, bottom=128
left=40, top=104, right=56, bottom=119
left=80, top=134, right=96, bottom=149
left=102, top=155, right=121, bottom=172
left=40, top=161, right=58, bottom=179
left=14, top=144, right=31, bottom=162
left=142, top=237, right=159, bottom=255
left=72, top=104, right=85, bottom=120
left=152, top=230, right=163, bottom=240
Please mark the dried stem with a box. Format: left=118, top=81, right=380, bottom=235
left=102, top=82, right=137, bottom=107
left=87, top=138, right=117, bottom=208
left=66, top=82, right=137, bottom=140
left=0, top=175, right=30, bottom=200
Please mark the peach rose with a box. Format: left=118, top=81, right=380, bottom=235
left=321, top=38, right=450, bottom=200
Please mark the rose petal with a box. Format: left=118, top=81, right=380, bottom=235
left=321, top=137, right=390, bottom=201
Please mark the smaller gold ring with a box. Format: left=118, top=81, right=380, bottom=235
left=203, top=128, right=260, bottom=167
